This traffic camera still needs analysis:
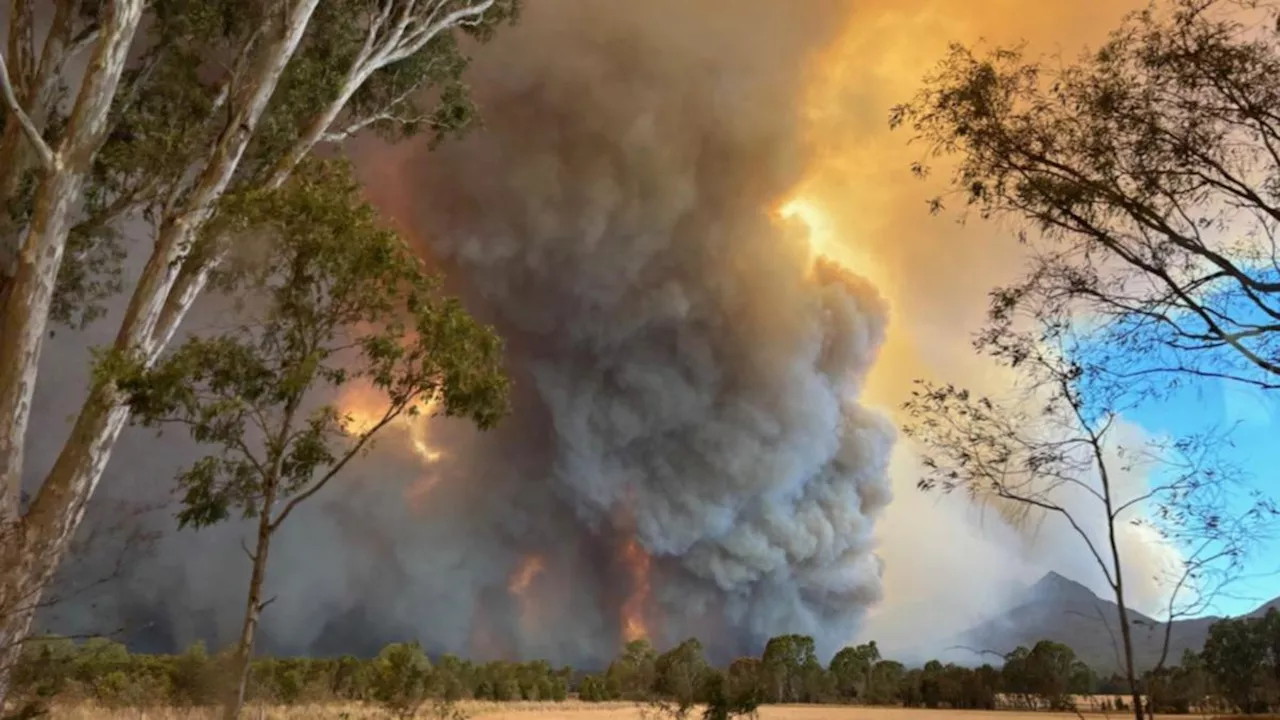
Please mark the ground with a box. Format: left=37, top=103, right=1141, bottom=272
left=49, top=702, right=1149, bottom=719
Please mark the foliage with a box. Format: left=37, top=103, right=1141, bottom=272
left=0, top=0, right=520, bottom=706
left=647, top=638, right=709, bottom=718
left=890, top=0, right=1280, bottom=394
left=8, top=623, right=1280, bottom=715
left=759, top=634, right=826, bottom=704
left=6, top=0, right=520, bottom=330
left=828, top=641, right=879, bottom=701
left=998, top=641, right=1095, bottom=711
left=605, top=639, right=658, bottom=701
left=367, top=642, right=433, bottom=719
left=121, top=157, right=510, bottom=530
left=901, top=244, right=1272, bottom=720
left=1202, top=607, right=1280, bottom=712
left=113, top=157, right=509, bottom=718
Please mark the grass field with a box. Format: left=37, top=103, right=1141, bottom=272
left=46, top=701, right=1180, bottom=720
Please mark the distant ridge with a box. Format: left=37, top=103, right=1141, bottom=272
left=1024, top=571, right=1103, bottom=605
left=954, top=571, right=1278, bottom=674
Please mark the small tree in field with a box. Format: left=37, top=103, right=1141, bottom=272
left=367, top=642, right=432, bottom=720
left=117, top=159, right=510, bottom=719
left=902, top=317, right=1271, bottom=720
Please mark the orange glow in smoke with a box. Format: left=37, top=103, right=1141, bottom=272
left=337, top=387, right=446, bottom=507
left=779, top=197, right=837, bottom=262
left=509, top=554, right=546, bottom=634
left=508, top=554, right=546, bottom=596
left=776, top=196, right=881, bottom=285
left=620, top=537, right=653, bottom=643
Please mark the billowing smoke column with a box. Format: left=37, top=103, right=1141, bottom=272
left=377, top=0, right=896, bottom=663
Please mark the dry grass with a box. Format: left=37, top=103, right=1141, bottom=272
left=47, top=701, right=1165, bottom=720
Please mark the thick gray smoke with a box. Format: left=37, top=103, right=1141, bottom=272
left=31, top=0, right=896, bottom=667
left=384, top=0, right=895, bottom=660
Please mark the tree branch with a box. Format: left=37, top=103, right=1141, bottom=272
left=0, top=50, right=54, bottom=171
left=269, top=399, right=410, bottom=533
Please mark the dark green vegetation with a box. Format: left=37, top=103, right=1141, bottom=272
left=6, top=0, right=1280, bottom=718
left=10, top=610, right=1280, bottom=717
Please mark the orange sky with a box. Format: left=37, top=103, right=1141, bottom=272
left=791, top=0, right=1145, bottom=410
left=783, top=0, right=1172, bottom=648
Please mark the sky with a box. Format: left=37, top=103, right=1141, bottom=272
left=769, top=0, right=1280, bottom=640
left=1124, top=378, right=1280, bottom=616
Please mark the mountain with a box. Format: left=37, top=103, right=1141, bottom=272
left=953, top=572, right=1277, bottom=674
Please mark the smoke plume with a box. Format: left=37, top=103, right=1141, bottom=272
left=372, top=0, right=896, bottom=662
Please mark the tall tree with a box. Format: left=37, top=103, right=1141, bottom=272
left=1202, top=611, right=1273, bottom=712
left=889, top=0, right=1280, bottom=394
left=649, top=638, right=710, bottom=719
left=0, top=0, right=518, bottom=702
left=605, top=638, right=657, bottom=701
left=118, top=159, right=509, bottom=718
left=829, top=641, right=879, bottom=701
left=864, top=659, right=904, bottom=705
left=902, top=317, right=1269, bottom=720
left=759, top=634, right=821, bottom=704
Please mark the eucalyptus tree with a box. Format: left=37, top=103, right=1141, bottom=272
left=0, top=0, right=518, bottom=702
left=891, top=0, right=1280, bottom=394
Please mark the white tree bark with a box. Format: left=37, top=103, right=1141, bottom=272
left=266, top=0, right=497, bottom=189
left=0, top=0, right=501, bottom=705
left=0, top=0, right=145, bottom=700
left=3, top=0, right=321, bottom=634
left=0, top=0, right=91, bottom=294
left=0, top=0, right=322, bottom=702
left=0, top=0, right=142, bottom=522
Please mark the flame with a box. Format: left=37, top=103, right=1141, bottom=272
left=337, top=387, right=446, bottom=507
left=338, top=393, right=385, bottom=436
left=619, top=537, right=652, bottom=643
left=338, top=390, right=445, bottom=464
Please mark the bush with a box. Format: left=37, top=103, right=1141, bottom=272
left=368, top=642, right=432, bottom=719
left=579, top=674, right=608, bottom=702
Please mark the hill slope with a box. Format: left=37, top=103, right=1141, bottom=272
left=953, top=572, right=1246, bottom=674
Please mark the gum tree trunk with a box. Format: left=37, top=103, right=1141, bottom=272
left=0, top=0, right=317, bottom=704
left=0, top=0, right=143, bottom=700
left=223, top=480, right=278, bottom=720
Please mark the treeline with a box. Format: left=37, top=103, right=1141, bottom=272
left=9, top=638, right=571, bottom=718
left=11, top=608, right=1280, bottom=717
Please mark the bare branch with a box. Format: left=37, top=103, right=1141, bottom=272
left=0, top=51, right=54, bottom=171
left=319, top=84, right=430, bottom=143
